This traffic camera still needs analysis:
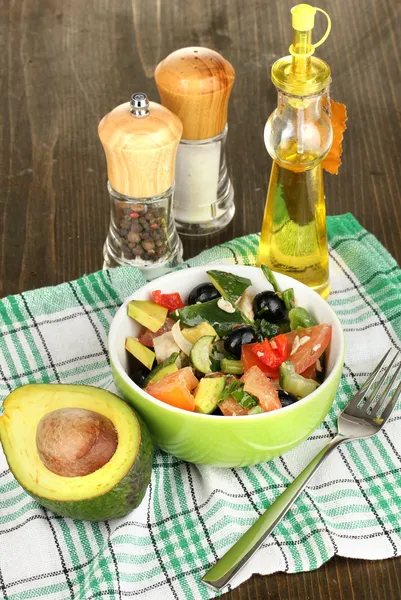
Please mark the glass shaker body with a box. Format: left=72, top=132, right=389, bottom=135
left=257, top=89, right=333, bottom=298
left=98, top=94, right=183, bottom=280
left=155, top=47, right=236, bottom=236
left=173, top=126, right=234, bottom=235
left=103, top=184, right=182, bottom=279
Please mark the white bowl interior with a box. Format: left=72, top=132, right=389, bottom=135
left=109, top=265, right=344, bottom=416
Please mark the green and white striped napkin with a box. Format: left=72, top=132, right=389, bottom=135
left=0, top=213, right=400, bottom=600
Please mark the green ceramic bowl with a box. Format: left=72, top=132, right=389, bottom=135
left=109, top=265, right=344, bottom=467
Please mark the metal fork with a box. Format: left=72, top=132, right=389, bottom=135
left=202, top=349, right=401, bottom=592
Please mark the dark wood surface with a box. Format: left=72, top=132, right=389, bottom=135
left=1, top=0, right=400, bottom=597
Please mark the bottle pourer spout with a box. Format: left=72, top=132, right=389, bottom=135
left=289, top=4, right=331, bottom=61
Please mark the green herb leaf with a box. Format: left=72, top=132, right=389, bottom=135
left=233, top=390, right=259, bottom=409
left=209, top=354, right=221, bottom=372
left=255, top=319, right=281, bottom=339
left=219, top=379, right=243, bottom=403
left=172, top=299, right=249, bottom=337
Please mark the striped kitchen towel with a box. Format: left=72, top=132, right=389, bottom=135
left=0, top=213, right=400, bottom=600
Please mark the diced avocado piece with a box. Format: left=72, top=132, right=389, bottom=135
left=194, top=377, right=226, bottom=414
left=125, top=337, right=155, bottom=370
left=181, top=322, right=218, bottom=345
left=191, top=335, right=214, bottom=374
left=173, top=298, right=249, bottom=337
left=279, top=361, right=320, bottom=399
left=0, top=384, right=153, bottom=521
left=207, top=270, right=251, bottom=305
left=128, top=300, right=168, bottom=333
left=144, top=352, right=179, bottom=386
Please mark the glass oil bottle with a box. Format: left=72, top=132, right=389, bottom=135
left=257, top=5, right=333, bottom=298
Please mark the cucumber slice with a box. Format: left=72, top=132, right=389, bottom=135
left=194, top=377, right=226, bottom=414
left=190, top=335, right=215, bottom=374
left=207, top=270, right=251, bottom=304
left=144, top=352, right=180, bottom=386
left=279, top=360, right=320, bottom=398
left=248, top=405, right=263, bottom=415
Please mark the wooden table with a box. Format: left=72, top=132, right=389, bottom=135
left=1, top=0, right=400, bottom=597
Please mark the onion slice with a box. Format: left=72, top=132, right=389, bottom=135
left=172, top=320, right=193, bottom=356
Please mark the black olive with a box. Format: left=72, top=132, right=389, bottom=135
left=278, top=389, right=297, bottom=407
left=127, top=353, right=150, bottom=387
left=130, top=366, right=150, bottom=388
left=253, top=291, right=287, bottom=322
left=188, top=282, right=221, bottom=305
left=224, top=325, right=260, bottom=359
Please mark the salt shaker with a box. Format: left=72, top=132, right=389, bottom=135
left=155, top=47, right=235, bottom=236
left=98, top=93, right=183, bottom=279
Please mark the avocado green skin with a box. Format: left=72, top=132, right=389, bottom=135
left=25, top=414, right=154, bottom=522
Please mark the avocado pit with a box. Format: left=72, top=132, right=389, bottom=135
left=36, top=407, right=118, bottom=477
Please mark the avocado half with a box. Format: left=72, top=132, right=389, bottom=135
left=0, top=384, right=154, bottom=521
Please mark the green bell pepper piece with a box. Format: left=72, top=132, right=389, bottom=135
left=261, top=265, right=280, bottom=293
left=282, top=288, right=295, bottom=311
left=289, top=307, right=317, bottom=330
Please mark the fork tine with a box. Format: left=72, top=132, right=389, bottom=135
left=346, top=348, right=393, bottom=412
left=372, top=359, right=401, bottom=416
left=378, top=378, right=401, bottom=425
left=364, top=352, right=399, bottom=414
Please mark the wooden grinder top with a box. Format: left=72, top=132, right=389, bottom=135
left=98, top=93, right=183, bottom=198
left=155, top=47, right=235, bottom=141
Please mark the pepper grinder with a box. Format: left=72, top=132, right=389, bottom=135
left=98, top=93, right=183, bottom=279
left=155, top=47, right=235, bottom=236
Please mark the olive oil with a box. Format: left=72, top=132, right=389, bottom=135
left=257, top=4, right=333, bottom=299
left=257, top=145, right=329, bottom=298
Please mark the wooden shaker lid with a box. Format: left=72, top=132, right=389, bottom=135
left=155, top=47, right=235, bottom=140
left=98, top=93, right=183, bottom=198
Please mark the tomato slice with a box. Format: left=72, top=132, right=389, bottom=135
left=145, top=367, right=198, bottom=411
left=151, top=290, right=185, bottom=311
left=285, top=324, right=331, bottom=374
left=300, top=363, right=317, bottom=380
left=219, top=398, right=249, bottom=416
left=241, top=343, right=279, bottom=378
left=240, top=366, right=281, bottom=412
left=138, top=317, right=175, bottom=348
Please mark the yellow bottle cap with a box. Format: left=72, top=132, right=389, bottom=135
left=291, top=4, right=316, bottom=32
left=271, top=4, right=332, bottom=97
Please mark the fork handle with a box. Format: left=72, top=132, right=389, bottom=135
left=202, top=435, right=346, bottom=592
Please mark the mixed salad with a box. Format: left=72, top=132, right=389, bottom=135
left=125, top=267, right=332, bottom=416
